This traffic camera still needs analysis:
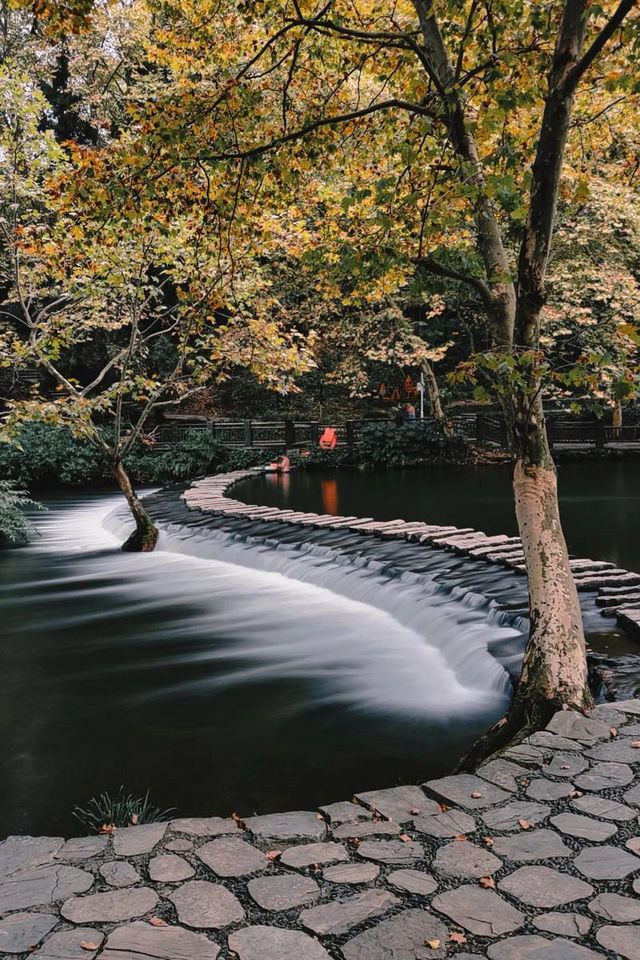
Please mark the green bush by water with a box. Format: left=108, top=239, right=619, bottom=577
left=73, top=786, right=175, bottom=834
left=0, top=480, right=45, bottom=545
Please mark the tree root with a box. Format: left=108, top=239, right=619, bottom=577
left=122, top=518, right=159, bottom=552
left=455, top=696, right=565, bottom=772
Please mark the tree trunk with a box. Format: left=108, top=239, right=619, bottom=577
left=421, top=361, right=453, bottom=438
left=113, top=459, right=159, bottom=552
left=612, top=399, right=622, bottom=437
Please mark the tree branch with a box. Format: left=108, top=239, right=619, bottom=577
left=416, top=256, right=495, bottom=313
left=567, top=0, right=637, bottom=89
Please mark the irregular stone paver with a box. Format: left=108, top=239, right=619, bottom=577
left=550, top=812, right=617, bottom=841
left=482, top=801, right=550, bottom=831
left=491, top=828, right=571, bottom=861
left=165, top=838, right=193, bottom=852
left=332, top=820, right=399, bottom=839
left=148, top=853, right=195, bottom=882
left=574, top=760, right=634, bottom=791
left=546, top=710, right=611, bottom=742
left=589, top=891, right=640, bottom=921
left=61, top=886, right=158, bottom=922
left=102, top=921, right=219, bottom=960
left=318, top=801, right=372, bottom=824
left=341, top=908, right=449, bottom=960
left=526, top=778, right=575, bottom=801
left=423, top=774, right=509, bottom=809
left=247, top=874, right=319, bottom=910
left=541, top=752, right=589, bottom=776
left=498, top=865, right=593, bottom=907
left=354, top=785, right=437, bottom=821
left=113, top=823, right=167, bottom=856
left=477, top=758, right=529, bottom=792
left=300, top=888, right=398, bottom=935
left=533, top=913, right=592, bottom=937
left=0, top=864, right=93, bottom=912
left=528, top=731, right=586, bottom=752
left=0, top=911, right=57, bottom=953
left=197, top=837, right=266, bottom=877
left=0, top=836, right=63, bottom=880
left=629, top=836, right=640, bottom=854
left=412, top=809, right=476, bottom=837
left=244, top=811, right=326, bottom=840
left=100, top=860, right=140, bottom=887
left=501, top=743, right=545, bottom=766
left=323, top=862, right=379, bottom=883
left=170, top=816, right=238, bottom=837
left=596, top=924, right=640, bottom=960
left=586, top=739, right=640, bottom=763
left=624, top=782, right=640, bottom=805
left=168, top=880, right=244, bottom=928
left=228, top=925, right=331, bottom=960
left=487, top=934, right=601, bottom=958
left=280, top=841, right=348, bottom=869
left=357, top=838, right=424, bottom=864
left=387, top=868, right=437, bottom=895
left=432, top=884, right=524, bottom=936
left=574, top=844, right=640, bottom=879
left=31, top=927, right=104, bottom=960
left=55, top=836, right=108, bottom=860
left=572, top=794, right=637, bottom=820
left=433, top=839, right=502, bottom=878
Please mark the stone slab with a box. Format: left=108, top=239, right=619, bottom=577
left=487, top=935, right=601, bottom=959
left=55, top=836, right=108, bottom=860
left=574, top=844, right=640, bottom=879
left=527, top=732, right=585, bottom=752
left=317, top=801, right=372, bottom=824
left=477, top=759, right=529, bottom=792
left=432, top=884, right=524, bottom=936
left=244, top=811, right=326, bottom=840
left=422, top=774, right=509, bottom=809
left=541, top=753, right=589, bottom=776
left=299, top=888, right=398, bottom=935
left=112, top=823, right=167, bottom=856
left=61, top=887, right=158, bottom=923
left=491, top=828, right=571, bottom=861
left=100, top=861, right=140, bottom=887
left=247, top=874, right=319, bottom=911
left=550, top=812, right=617, bottom=841
left=148, top=853, right=195, bottom=882
left=596, top=925, right=640, bottom=960
left=280, top=841, right=348, bottom=869
left=387, top=868, right=438, bottom=896
left=196, top=837, right=267, bottom=877
left=533, top=913, right=592, bottom=937
left=498, top=865, right=593, bottom=907
left=228, top=925, right=331, bottom=960
left=332, top=820, right=399, bottom=839
left=341, top=908, right=449, bottom=960
left=585, top=739, right=640, bottom=763
left=170, top=817, right=238, bottom=837
left=546, top=711, right=611, bottom=743
left=357, top=838, right=424, bottom=865
left=323, top=862, right=379, bottom=884
left=0, top=837, right=63, bottom=881
left=165, top=839, right=193, bottom=852
left=168, top=880, right=244, bottom=929
left=433, top=839, right=502, bottom=878
left=354, top=785, right=436, bottom=822
left=574, top=760, right=634, bottom=791
left=0, top=864, right=93, bottom=913
left=482, top=802, right=551, bottom=832
left=572, top=794, right=637, bottom=820
left=102, top=921, right=219, bottom=960
left=31, top=927, right=105, bottom=960
left=412, top=809, right=477, bottom=838
left=589, top=892, right=640, bottom=922
left=525, top=779, right=575, bottom=802
left=0, top=911, right=58, bottom=953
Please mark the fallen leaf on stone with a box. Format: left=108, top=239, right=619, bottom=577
left=569, top=789, right=583, bottom=798
left=80, top=943, right=99, bottom=951
left=316, top=814, right=324, bottom=819
left=399, top=834, right=411, bottom=842
left=479, top=875, right=495, bottom=888
left=130, top=814, right=139, bottom=825
left=266, top=850, right=282, bottom=861
left=450, top=931, right=467, bottom=944
left=231, top=812, right=245, bottom=828
left=471, top=791, right=483, bottom=798
left=453, top=834, right=466, bottom=842
left=98, top=823, right=115, bottom=835
left=610, top=727, right=618, bottom=738
left=631, top=741, right=640, bottom=748
left=519, top=819, right=531, bottom=830
left=349, top=838, right=361, bottom=845
left=483, top=836, right=494, bottom=846
left=149, top=917, right=167, bottom=926
left=424, top=939, right=440, bottom=949
left=439, top=803, right=451, bottom=812
left=410, top=807, right=420, bottom=815
left=560, top=765, right=570, bottom=770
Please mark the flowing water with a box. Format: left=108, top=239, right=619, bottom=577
left=1, top=461, right=638, bottom=838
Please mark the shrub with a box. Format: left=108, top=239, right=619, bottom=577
left=0, top=424, right=103, bottom=486
left=356, top=420, right=467, bottom=467
left=0, top=480, right=45, bottom=545
left=73, top=786, right=175, bottom=834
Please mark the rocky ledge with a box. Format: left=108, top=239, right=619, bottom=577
left=1, top=701, right=640, bottom=959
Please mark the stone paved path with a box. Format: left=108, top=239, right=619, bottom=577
left=2, top=702, right=640, bottom=959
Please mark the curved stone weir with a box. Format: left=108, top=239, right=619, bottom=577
left=173, top=469, right=640, bottom=700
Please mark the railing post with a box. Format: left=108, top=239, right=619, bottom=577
left=596, top=419, right=605, bottom=450
left=345, top=420, right=355, bottom=452
left=284, top=419, right=295, bottom=448
left=311, top=420, right=320, bottom=446
left=476, top=412, right=485, bottom=445
left=243, top=419, right=253, bottom=447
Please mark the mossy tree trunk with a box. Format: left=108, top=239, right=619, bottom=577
left=113, top=459, right=159, bottom=552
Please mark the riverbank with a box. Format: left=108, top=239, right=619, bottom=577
left=2, top=700, right=639, bottom=959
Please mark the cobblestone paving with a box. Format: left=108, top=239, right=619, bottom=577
left=1, top=702, right=639, bottom=959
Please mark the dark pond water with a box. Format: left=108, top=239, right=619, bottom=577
left=239, top=460, right=640, bottom=573
left=0, top=491, right=516, bottom=838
